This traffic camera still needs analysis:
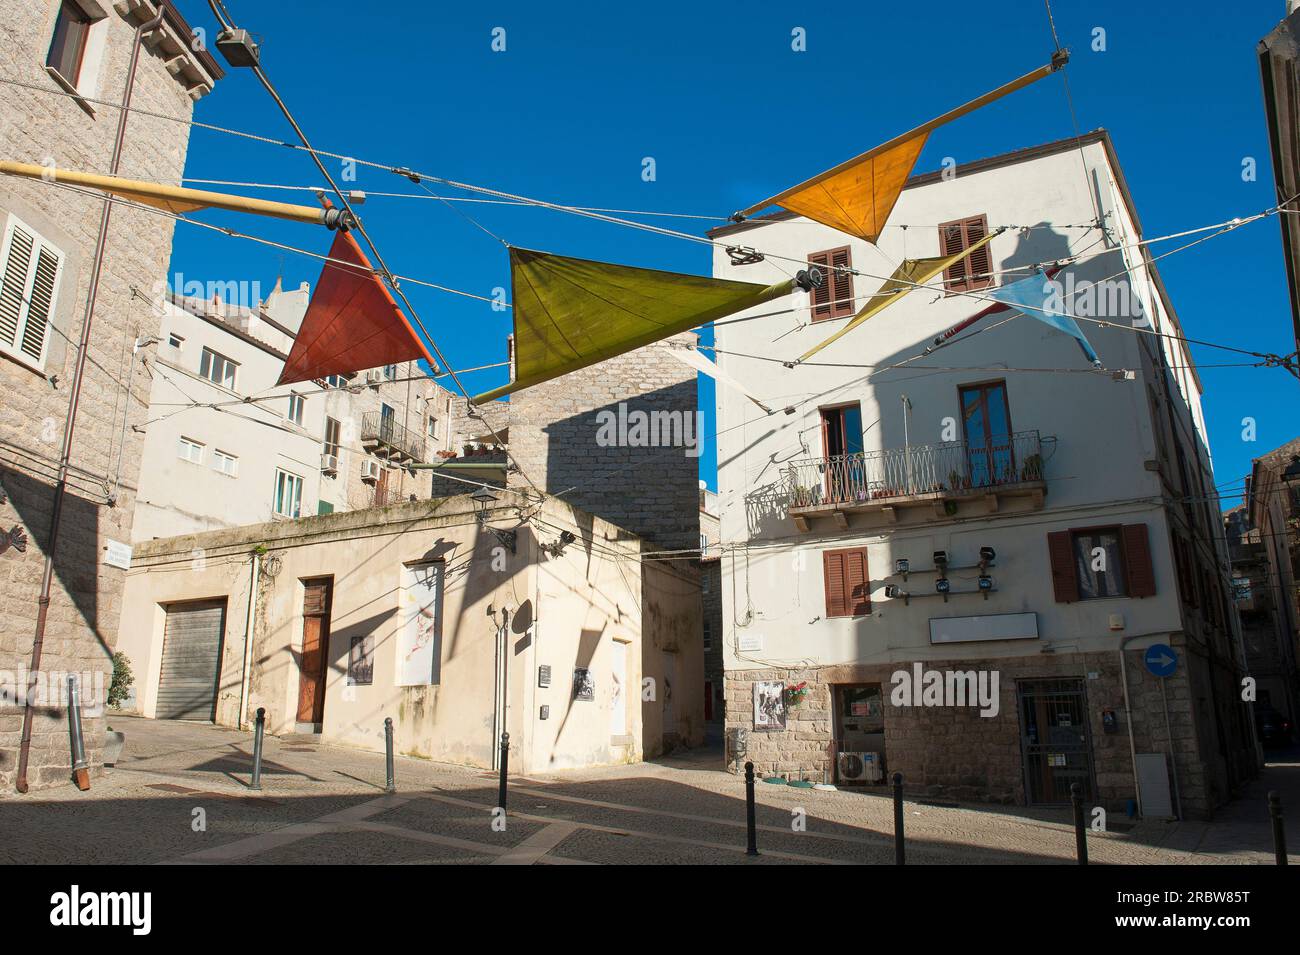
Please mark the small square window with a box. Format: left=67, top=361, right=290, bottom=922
left=199, top=347, right=238, bottom=390
left=168, top=333, right=184, bottom=350
left=274, top=468, right=304, bottom=518
left=287, top=392, right=305, bottom=426
left=212, top=449, right=238, bottom=476
left=178, top=437, right=204, bottom=465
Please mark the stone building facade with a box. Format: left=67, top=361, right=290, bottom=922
left=0, top=0, right=220, bottom=790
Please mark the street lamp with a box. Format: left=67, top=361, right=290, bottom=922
left=471, top=485, right=516, bottom=553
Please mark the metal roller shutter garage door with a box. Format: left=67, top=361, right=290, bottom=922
left=157, top=599, right=227, bottom=720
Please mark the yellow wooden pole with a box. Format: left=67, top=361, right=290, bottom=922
left=0, top=161, right=340, bottom=227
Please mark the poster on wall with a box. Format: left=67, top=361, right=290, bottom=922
left=347, top=635, right=374, bottom=686
left=573, top=667, right=595, bottom=701
left=753, top=681, right=786, bottom=731
left=397, top=562, right=443, bottom=686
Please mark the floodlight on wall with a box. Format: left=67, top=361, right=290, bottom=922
left=979, top=546, right=995, bottom=573
left=933, top=550, right=948, bottom=570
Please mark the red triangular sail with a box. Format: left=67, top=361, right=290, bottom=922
left=277, top=230, right=434, bottom=385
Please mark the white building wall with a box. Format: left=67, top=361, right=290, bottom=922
left=712, top=138, right=1194, bottom=671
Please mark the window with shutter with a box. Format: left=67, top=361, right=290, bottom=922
left=1120, top=524, right=1156, bottom=597
left=0, top=217, right=62, bottom=370
left=823, top=547, right=870, bottom=617
left=939, top=214, right=993, bottom=293
left=1046, top=530, right=1081, bottom=602
left=807, top=246, right=854, bottom=321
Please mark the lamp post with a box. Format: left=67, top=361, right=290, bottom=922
left=471, top=485, right=516, bottom=553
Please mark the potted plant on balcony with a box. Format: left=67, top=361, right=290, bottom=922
left=1021, top=453, right=1044, bottom=482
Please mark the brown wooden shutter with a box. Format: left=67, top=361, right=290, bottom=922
left=1047, top=531, right=1080, bottom=602
left=1121, top=523, right=1156, bottom=597
left=303, top=580, right=329, bottom=615
left=823, top=550, right=847, bottom=617
left=830, top=247, right=854, bottom=318
left=844, top=548, right=870, bottom=615
left=808, top=250, right=832, bottom=320
left=940, top=221, right=968, bottom=291
left=824, top=548, right=870, bottom=617
left=964, top=216, right=992, bottom=291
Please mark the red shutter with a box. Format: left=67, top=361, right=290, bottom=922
left=830, top=247, right=854, bottom=318
left=1047, top=531, right=1080, bottom=602
left=824, top=550, right=847, bottom=617
left=1121, top=524, right=1156, bottom=597
left=844, top=549, right=871, bottom=615
left=809, top=250, right=832, bottom=320
left=964, top=216, right=992, bottom=290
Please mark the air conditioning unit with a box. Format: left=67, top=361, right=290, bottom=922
left=320, top=453, right=339, bottom=475
left=360, top=459, right=380, bottom=482
left=364, top=370, right=382, bottom=388
left=837, top=751, right=882, bottom=784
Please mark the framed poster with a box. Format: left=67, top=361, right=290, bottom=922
left=573, top=667, right=595, bottom=701
left=398, top=561, right=443, bottom=685
left=753, top=681, right=786, bottom=731
left=347, top=635, right=374, bottom=686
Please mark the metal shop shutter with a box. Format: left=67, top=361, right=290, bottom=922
left=157, top=599, right=228, bottom=721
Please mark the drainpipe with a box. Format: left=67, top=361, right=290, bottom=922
left=16, top=3, right=169, bottom=793
left=1117, top=634, right=1145, bottom=818
left=237, top=552, right=261, bottom=730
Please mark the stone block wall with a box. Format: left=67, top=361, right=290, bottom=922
left=0, top=1, right=214, bottom=790
left=724, top=646, right=1222, bottom=819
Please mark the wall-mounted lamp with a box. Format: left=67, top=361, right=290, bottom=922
left=895, top=558, right=910, bottom=580
left=470, top=485, right=516, bottom=553
left=936, top=577, right=951, bottom=602
left=933, top=550, right=949, bottom=570
left=543, top=530, right=577, bottom=558
left=885, top=584, right=910, bottom=606
left=978, top=546, right=995, bottom=572
left=978, top=575, right=994, bottom=599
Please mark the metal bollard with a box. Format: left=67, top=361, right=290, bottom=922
left=892, top=772, right=905, bottom=865
left=67, top=675, right=90, bottom=791
left=1070, top=782, right=1088, bottom=865
left=498, top=731, right=509, bottom=811
left=1269, top=791, right=1288, bottom=866
left=250, top=707, right=265, bottom=791
left=384, top=717, right=396, bottom=793
left=745, top=761, right=758, bottom=856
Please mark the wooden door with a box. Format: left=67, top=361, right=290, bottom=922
left=297, top=579, right=332, bottom=724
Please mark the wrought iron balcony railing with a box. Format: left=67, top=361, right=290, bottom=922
left=783, top=430, right=1044, bottom=511
left=361, top=411, right=425, bottom=463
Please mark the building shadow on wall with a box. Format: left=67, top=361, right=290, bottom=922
left=0, top=463, right=103, bottom=653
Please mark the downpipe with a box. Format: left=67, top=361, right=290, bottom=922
left=16, top=3, right=168, bottom=793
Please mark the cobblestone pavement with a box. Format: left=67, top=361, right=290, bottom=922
left=0, top=716, right=1294, bottom=865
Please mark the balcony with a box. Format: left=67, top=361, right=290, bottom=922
left=782, top=431, right=1047, bottom=531
left=360, top=411, right=425, bottom=463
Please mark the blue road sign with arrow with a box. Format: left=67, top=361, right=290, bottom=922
left=1144, top=644, right=1178, bottom=678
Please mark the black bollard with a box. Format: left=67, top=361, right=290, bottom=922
left=1070, top=782, right=1088, bottom=865
left=1269, top=791, right=1288, bottom=866
left=250, top=707, right=265, bottom=791
left=384, top=717, right=396, bottom=793
left=892, top=772, right=905, bottom=866
left=744, top=761, right=758, bottom=856
left=498, top=731, right=509, bottom=811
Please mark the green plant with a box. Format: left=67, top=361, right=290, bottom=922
left=107, top=651, right=134, bottom=710
left=251, top=543, right=269, bottom=557
left=1021, top=453, right=1044, bottom=481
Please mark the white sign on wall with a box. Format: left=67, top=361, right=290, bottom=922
left=103, top=539, right=132, bottom=570
left=738, top=632, right=763, bottom=652
left=397, top=562, right=443, bottom=685
left=929, top=612, right=1039, bottom=645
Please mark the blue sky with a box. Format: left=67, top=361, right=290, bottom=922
left=168, top=0, right=1296, bottom=502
